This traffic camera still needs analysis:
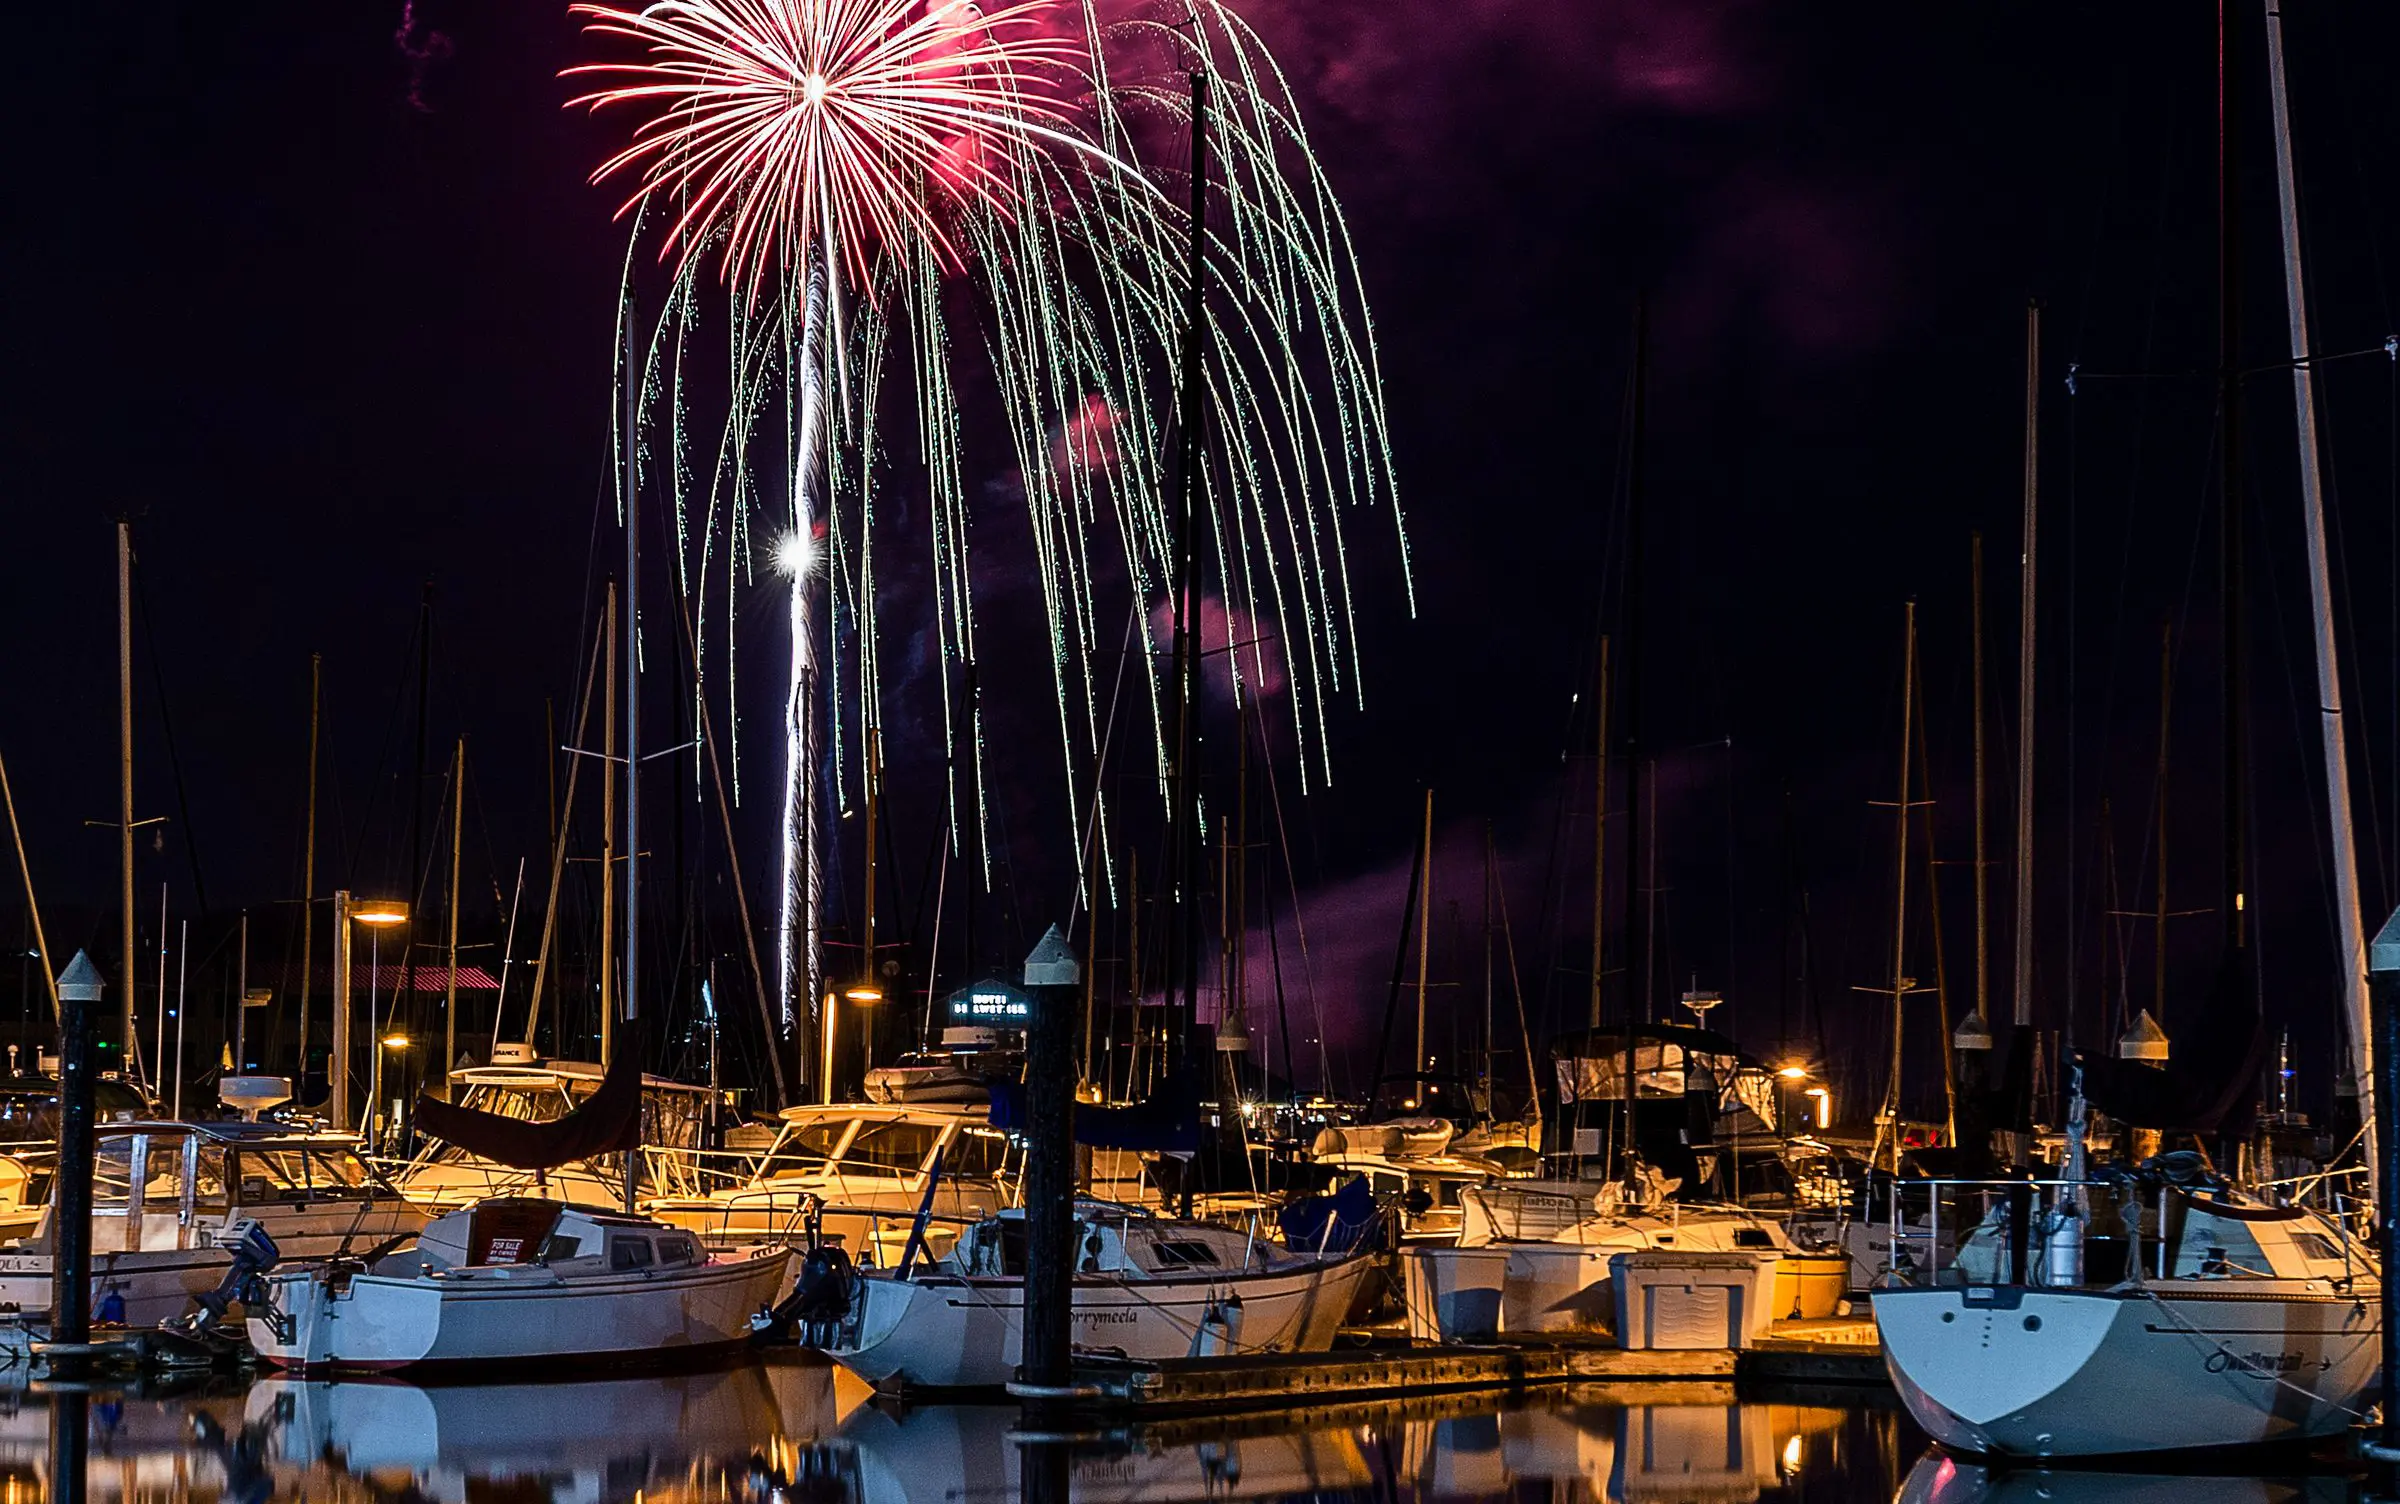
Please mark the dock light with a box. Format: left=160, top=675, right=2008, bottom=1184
left=350, top=899, right=410, bottom=926
left=1777, top=1064, right=1808, bottom=1081
left=1781, top=1435, right=1803, bottom=1477
left=381, top=1033, right=411, bottom=1051
left=1952, top=1009, right=1994, bottom=1052
left=2118, top=1009, right=2170, bottom=1066
left=1803, top=1085, right=1830, bottom=1130
left=843, top=985, right=884, bottom=1003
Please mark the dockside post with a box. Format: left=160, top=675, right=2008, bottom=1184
left=2367, top=906, right=2400, bottom=1452
left=1017, top=924, right=1081, bottom=1406
left=51, top=951, right=101, bottom=1372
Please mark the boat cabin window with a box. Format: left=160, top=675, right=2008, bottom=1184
left=656, top=1233, right=699, bottom=1266
left=1732, top=1228, right=1776, bottom=1250
left=838, top=1121, right=940, bottom=1175
left=2290, top=1231, right=2346, bottom=1265
left=1149, top=1239, right=1221, bottom=1269
left=610, top=1235, right=656, bottom=1271
left=237, top=1145, right=373, bottom=1202
left=540, top=1232, right=588, bottom=1262
left=962, top=1219, right=1028, bottom=1276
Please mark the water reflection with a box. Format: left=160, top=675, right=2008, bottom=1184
left=0, top=1358, right=2344, bottom=1504
left=1897, top=1456, right=2352, bottom=1504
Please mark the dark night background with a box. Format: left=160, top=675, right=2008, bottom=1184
left=8, top=2, right=2400, bottom=1125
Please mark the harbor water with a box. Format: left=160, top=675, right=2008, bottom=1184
left=0, top=1353, right=2367, bottom=1502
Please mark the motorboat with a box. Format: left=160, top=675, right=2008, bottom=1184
left=390, top=1049, right=729, bottom=1210
left=0, top=1119, right=426, bottom=1328
left=1456, top=1176, right=1847, bottom=1327
left=1874, top=1169, right=2379, bottom=1458
left=247, top=1197, right=791, bottom=1373
left=806, top=1201, right=1377, bottom=1389
left=648, top=1101, right=1016, bottom=1264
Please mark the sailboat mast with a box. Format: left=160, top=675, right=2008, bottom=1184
left=298, top=654, right=320, bottom=1083
left=117, top=521, right=136, bottom=1083
left=1883, top=602, right=1920, bottom=1172
left=622, top=300, right=643, bottom=1214
left=1414, top=788, right=1433, bottom=1102
left=2264, top=0, right=2375, bottom=1158
left=1591, top=636, right=1611, bottom=1030
left=2219, top=0, right=2250, bottom=958
left=445, top=737, right=464, bottom=1090
left=2013, top=305, right=2040, bottom=1034
left=1971, top=536, right=1988, bottom=1032
left=2156, top=622, right=2175, bottom=1025
left=599, top=582, right=618, bottom=1064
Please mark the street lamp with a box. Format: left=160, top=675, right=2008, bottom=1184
left=332, top=892, right=409, bottom=1131
left=1803, top=1085, right=1830, bottom=1131
left=368, top=1032, right=412, bottom=1155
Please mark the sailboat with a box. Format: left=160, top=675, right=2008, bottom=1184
left=1876, top=1, right=2386, bottom=1458
left=803, top=1199, right=1376, bottom=1389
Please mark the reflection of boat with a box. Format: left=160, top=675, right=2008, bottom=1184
left=1394, top=1399, right=1839, bottom=1504
left=810, top=1400, right=1376, bottom=1504
left=813, top=1204, right=1375, bottom=1389
left=0, top=1119, right=425, bottom=1328
left=247, top=1357, right=845, bottom=1479
left=249, top=1197, right=790, bottom=1372
left=1896, top=1453, right=2350, bottom=1504
left=1876, top=1181, right=2378, bottom=1458
left=648, top=1102, right=1015, bottom=1263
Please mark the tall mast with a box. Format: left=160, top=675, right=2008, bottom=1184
left=117, top=521, right=137, bottom=1081
left=599, top=582, right=618, bottom=1063
left=2013, top=304, right=2041, bottom=1033
left=445, top=737, right=464, bottom=1088
left=1169, top=68, right=1210, bottom=1101
left=1619, top=301, right=1650, bottom=1184
left=1413, top=788, right=1433, bottom=1103
left=2154, top=622, right=2175, bottom=1024
left=622, top=299, right=643, bottom=1214
left=298, top=654, right=320, bottom=1084
left=402, top=583, right=431, bottom=1070
left=1970, top=536, right=1989, bottom=1035
left=2219, top=0, right=2250, bottom=957
left=1879, top=602, right=1921, bottom=1173
left=1590, top=636, right=1611, bottom=1030
left=2264, top=0, right=2374, bottom=1158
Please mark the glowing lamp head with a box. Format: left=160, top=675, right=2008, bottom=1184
left=381, top=1034, right=412, bottom=1051
left=772, top=529, right=815, bottom=579
left=1777, top=1065, right=1807, bottom=1081
left=843, top=985, right=884, bottom=1004
left=351, top=899, right=410, bottom=927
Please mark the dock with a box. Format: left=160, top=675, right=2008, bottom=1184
left=1043, top=1317, right=1886, bottom=1416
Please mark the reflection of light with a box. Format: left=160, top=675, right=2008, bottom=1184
left=1781, top=1435, right=1802, bottom=1476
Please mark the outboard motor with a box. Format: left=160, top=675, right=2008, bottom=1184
left=177, top=1218, right=281, bottom=1332
left=753, top=1243, right=857, bottom=1344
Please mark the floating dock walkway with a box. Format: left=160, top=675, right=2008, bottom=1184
left=1046, top=1318, right=1886, bottom=1416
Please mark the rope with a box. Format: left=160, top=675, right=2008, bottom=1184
left=2129, top=1280, right=2377, bottom=1423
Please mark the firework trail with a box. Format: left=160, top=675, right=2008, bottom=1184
left=569, top=0, right=1409, bottom=1078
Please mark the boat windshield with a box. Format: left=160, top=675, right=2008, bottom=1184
left=237, top=1145, right=377, bottom=1200
left=759, top=1120, right=859, bottom=1178
left=838, top=1121, right=941, bottom=1175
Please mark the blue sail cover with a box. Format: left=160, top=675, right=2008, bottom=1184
left=1277, top=1176, right=1380, bottom=1254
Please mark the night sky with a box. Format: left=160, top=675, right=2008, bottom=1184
left=10, top=2, right=2400, bottom=1119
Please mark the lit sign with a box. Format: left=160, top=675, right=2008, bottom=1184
left=944, top=979, right=1033, bottom=1026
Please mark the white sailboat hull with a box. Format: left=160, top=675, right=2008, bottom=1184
left=248, top=1247, right=790, bottom=1373
left=820, top=1251, right=1378, bottom=1389
left=1874, top=1283, right=2379, bottom=1458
